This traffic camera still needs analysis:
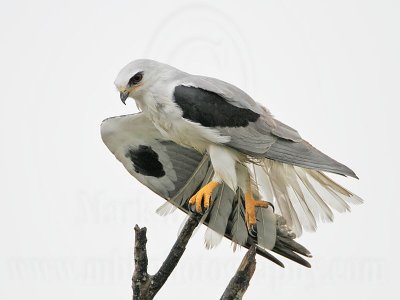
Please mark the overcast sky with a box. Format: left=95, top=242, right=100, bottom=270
left=0, top=1, right=399, bottom=299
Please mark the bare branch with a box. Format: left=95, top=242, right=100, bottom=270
left=132, top=214, right=201, bottom=299
left=220, top=245, right=257, bottom=300
left=132, top=215, right=257, bottom=299
left=132, top=225, right=150, bottom=299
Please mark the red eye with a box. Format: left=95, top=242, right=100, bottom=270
left=128, top=72, right=143, bottom=86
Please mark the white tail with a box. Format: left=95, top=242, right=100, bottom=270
left=254, top=159, right=363, bottom=236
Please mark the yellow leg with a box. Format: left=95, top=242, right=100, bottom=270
left=244, top=192, right=271, bottom=227
left=189, top=181, right=220, bottom=213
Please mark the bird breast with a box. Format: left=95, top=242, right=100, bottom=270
left=147, top=110, right=231, bottom=154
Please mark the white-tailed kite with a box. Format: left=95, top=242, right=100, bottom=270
left=101, top=59, right=362, bottom=266
left=101, top=113, right=312, bottom=267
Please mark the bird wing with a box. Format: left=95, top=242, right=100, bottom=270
left=101, top=113, right=204, bottom=199
left=101, top=113, right=312, bottom=267
left=175, top=75, right=357, bottom=178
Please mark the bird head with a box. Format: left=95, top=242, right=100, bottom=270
left=114, top=59, right=172, bottom=105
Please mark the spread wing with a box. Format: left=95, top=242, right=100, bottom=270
left=175, top=75, right=357, bottom=178
left=101, top=113, right=204, bottom=199
left=101, top=113, right=312, bottom=267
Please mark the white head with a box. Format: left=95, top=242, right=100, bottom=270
left=114, top=59, right=178, bottom=104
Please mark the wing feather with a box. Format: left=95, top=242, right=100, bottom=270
left=178, top=77, right=358, bottom=178
left=256, top=207, right=276, bottom=250
left=204, top=183, right=235, bottom=249
left=229, top=190, right=249, bottom=247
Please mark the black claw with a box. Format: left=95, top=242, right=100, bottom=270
left=188, top=204, right=196, bottom=213
left=188, top=204, right=207, bottom=216
left=269, top=202, right=275, bottom=212
left=249, top=224, right=257, bottom=238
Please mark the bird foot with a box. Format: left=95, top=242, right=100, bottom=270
left=189, top=181, right=220, bottom=213
left=244, top=192, right=274, bottom=228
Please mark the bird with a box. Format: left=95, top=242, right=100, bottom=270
left=101, top=59, right=363, bottom=266
left=101, top=112, right=313, bottom=267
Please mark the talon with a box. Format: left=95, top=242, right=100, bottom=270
left=244, top=192, right=273, bottom=228
left=188, top=181, right=219, bottom=213
left=249, top=224, right=257, bottom=238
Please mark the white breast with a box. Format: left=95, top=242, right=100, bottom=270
left=153, top=113, right=231, bottom=153
left=138, top=83, right=231, bottom=152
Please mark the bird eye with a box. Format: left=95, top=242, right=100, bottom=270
left=128, top=72, right=143, bottom=86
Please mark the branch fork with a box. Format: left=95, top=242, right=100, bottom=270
left=132, top=214, right=257, bottom=299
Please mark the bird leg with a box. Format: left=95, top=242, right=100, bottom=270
left=244, top=192, right=272, bottom=227
left=189, top=181, right=220, bottom=213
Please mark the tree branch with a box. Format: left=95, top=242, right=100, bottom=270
left=132, top=226, right=150, bottom=298
left=132, top=215, right=257, bottom=299
left=220, top=245, right=257, bottom=300
left=132, top=214, right=201, bottom=299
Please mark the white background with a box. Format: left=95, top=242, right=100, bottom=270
left=0, top=0, right=399, bottom=299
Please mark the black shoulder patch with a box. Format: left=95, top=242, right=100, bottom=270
left=173, top=85, right=260, bottom=127
left=125, top=145, right=165, bottom=178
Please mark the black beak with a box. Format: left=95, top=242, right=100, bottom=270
left=120, top=91, right=129, bottom=105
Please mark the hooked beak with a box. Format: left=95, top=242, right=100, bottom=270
left=120, top=91, right=129, bottom=105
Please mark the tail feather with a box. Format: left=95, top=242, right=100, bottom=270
left=257, top=158, right=362, bottom=236
left=309, top=170, right=363, bottom=205
left=293, top=167, right=334, bottom=222
left=261, top=160, right=303, bottom=235
left=284, top=165, right=317, bottom=232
